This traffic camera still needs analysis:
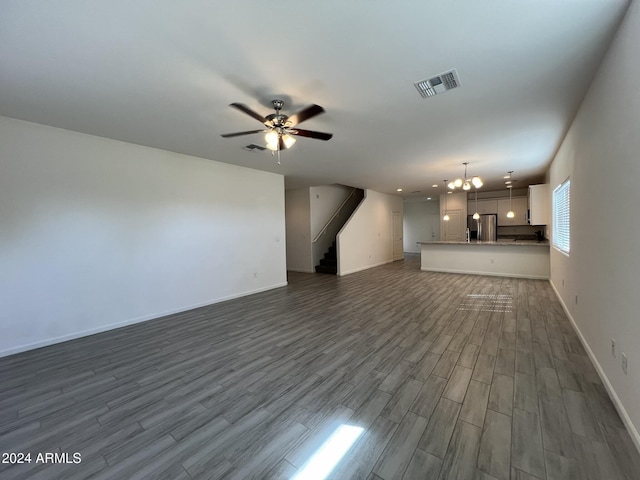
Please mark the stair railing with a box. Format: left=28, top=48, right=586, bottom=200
left=312, top=188, right=359, bottom=244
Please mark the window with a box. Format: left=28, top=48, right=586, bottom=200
left=552, top=179, right=570, bottom=254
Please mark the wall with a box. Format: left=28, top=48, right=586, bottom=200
left=285, top=188, right=313, bottom=272
left=337, top=189, right=403, bottom=276
left=403, top=198, right=440, bottom=253
left=547, top=0, right=640, bottom=447
left=309, top=185, right=353, bottom=239
left=0, top=116, right=287, bottom=357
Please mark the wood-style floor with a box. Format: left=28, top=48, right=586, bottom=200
left=1, top=255, right=639, bottom=480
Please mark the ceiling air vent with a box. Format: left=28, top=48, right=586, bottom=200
left=414, top=69, right=460, bottom=99
left=242, top=144, right=266, bottom=152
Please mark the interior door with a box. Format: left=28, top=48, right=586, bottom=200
left=393, top=212, right=404, bottom=261
left=430, top=214, right=441, bottom=241
left=444, top=209, right=462, bottom=241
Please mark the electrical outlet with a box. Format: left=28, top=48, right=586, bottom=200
left=611, top=339, right=616, bottom=357
left=622, top=353, right=628, bottom=375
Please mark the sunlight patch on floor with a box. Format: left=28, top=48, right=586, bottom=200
left=291, top=424, right=364, bottom=480
left=457, top=293, right=514, bottom=312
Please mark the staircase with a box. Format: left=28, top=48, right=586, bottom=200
left=312, top=187, right=365, bottom=275
left=315, top=241, right=337, bottom=274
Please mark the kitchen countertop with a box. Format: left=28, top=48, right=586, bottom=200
left=418, top=240, right=550, bottom=247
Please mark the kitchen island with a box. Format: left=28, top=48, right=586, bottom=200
left=418, top=240, right=550, bottom=279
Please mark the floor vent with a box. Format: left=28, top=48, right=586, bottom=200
left=414, top=69, right=460, bottom=99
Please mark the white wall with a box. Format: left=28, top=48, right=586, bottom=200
left=337, top=189, right=403, bottom=276
left=285, top=188, right=313, bottom=273
left=309, top=185, right=353, bottom=239
left=547, top=0, right=640, bottom=447
left=403, top=199, right=440, bottom=253
left=0, top=116, right=287, bottom=357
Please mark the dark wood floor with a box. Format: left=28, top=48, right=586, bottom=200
left=1, top=255, right=639, bottom=480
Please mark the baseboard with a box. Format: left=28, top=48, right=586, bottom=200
left=0, top=281, right=288, bottom=359
left=338, top=259, right=393, bottom=276
left=549, top=279, right=640, bottom=453
left=420, top=267, right=549, bottom=280
left=287, top=268, right=315, bottom=273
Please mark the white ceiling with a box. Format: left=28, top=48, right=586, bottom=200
left=0, top=1, right=630, bottom=196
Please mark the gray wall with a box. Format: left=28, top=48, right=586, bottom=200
left=548, top=0, right=640, bottom=447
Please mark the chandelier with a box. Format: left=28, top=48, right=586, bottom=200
left=448, top=162, right=483, bottom=191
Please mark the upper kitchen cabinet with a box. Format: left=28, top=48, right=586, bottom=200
left=467, top=198, right=498, bottom=215
left=497, top=197, right=528, bottom=225
left=528, top=184, right=549, bottom=225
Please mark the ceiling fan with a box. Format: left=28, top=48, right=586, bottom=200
left=221, top=99, right=333, bottom=152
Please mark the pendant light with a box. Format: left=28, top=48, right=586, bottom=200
left=442, top=180, right=450, bottom=221
left=448, top=162, right=483, bottom=191
left=473, top=187, right=480, bottom=220
left=506, top=171, right=515, bottom=218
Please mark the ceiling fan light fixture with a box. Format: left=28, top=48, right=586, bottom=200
left=463, top=181, right=471, bottom=191
left=265, top=130, right=279, bottom=150
left=471, top=176, right=483, bottom=188
left=454, top=178, right=463, bottom=188
left=447, top=181, right=456, bottom=190
left=282, top=133, right=296, bottom=149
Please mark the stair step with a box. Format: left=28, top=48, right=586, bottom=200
left=320, top=258, right=337, bottom=267
left=315, top=264, right=337, bottom=274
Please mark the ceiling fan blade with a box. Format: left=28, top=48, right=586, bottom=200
left=229, top=103, right=268, bottom=124
left=291, top=129, right=333, bottom=141
left=287, top=104, right=325, bottom=127
left=221, top=129, right=265, bottom=138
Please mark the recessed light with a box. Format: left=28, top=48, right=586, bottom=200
left=432, top=184, right=438, bottom=188
left=505, top=180, right=512, bottom=184
left=427, top=197, right=432, bottom=200
left=504, top=175, right=511, bottom=179
left=447, top=191, right=452, bottom=194
left=397, top=188, right=403, bottom=192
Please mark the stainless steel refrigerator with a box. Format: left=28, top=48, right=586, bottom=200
left=468, top=214, right=497, bottom=241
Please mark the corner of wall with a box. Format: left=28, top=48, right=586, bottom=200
left=549, top=279, right=640, bottom=452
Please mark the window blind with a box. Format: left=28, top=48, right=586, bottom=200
left=553, top=179, right=570, bottom=254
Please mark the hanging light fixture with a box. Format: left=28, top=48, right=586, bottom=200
left=265, top=130, right=297, bottom=151
left=442, top=180, right=450, bottom=221
left=506, top=170, right=515, bottom=218
left=473, top=187, right=480, bottom=220
left=265, top=130, right=279, bottom=150
left=448, top=162, right=483, bottom=191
